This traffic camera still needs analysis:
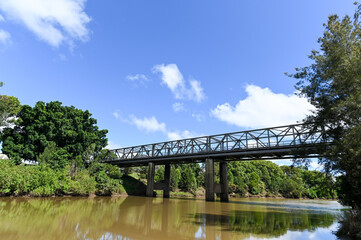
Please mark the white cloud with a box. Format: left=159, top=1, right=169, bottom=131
left=0, top=14, right=5, bottom=22
left=152, top=63, right=205, bottom=102
left=129, top=115, right=166, bottom=133
left=0, top=29, right=11, bottom=44
left=167, top=130, right=198, bottom=140
left=106, top=141, right=121, bottom=150
left=211, top=84, right=315, bottom=129
left=0, top=0, right=91, bottom=47
left=115, top=113, right=199, bottom=141
left=192, top=113, right=205, bottom=122
left=189, top=79, right=205, bottom=102
left=167, top=131, right=182, bottom=140
left=172, top=102, right=186, bottom=112
left=153, top=64, right=183, bottom=93
left=126, top=74, right=149, bottom=81
left=126, top=74, right=150, bottom=86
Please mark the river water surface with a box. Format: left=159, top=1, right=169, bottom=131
left=0, top=196, right=346, bottom=240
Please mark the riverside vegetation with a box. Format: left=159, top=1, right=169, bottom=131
left=1, top=3, right=361, bottom=239
left=0, top=157, right=338, bottom=200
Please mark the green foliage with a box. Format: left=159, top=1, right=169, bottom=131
left=279, top=166, right=305, bottom=198
left=0, top=95, right=21, bottom=128
left=154, top=165, right=165, bottom=183
left=0, top=159, right=122, bottom=196
left=68, top=170, right=96, bottom=195
left=302, top=170, right=337, bottom=199
left=184, top=166, right=197, bottom=192
left=37, top=142, right=70, bottom=170
left=88, top=162, right=122, bottom=195
left=177, top=165, right=197, bottom=192
left=288, top=3, right=361, bottom=209
left=225, top=161, right=336, bottom=199
left=248, top=172, right=264, bottom=195
left=1, top=101, right=108, bottom=167
left=170, top=167, right=181, bottom=191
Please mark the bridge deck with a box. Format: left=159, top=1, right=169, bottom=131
left=102, top=123, right=328, bottom=167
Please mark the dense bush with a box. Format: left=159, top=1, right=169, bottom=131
left=88, top=161, right=123, bottom=195
left=1, top=157, right=338, bottom=199
left=151, top=160, right=338, bottom=199
left=0, top=159, right=122, bottom=196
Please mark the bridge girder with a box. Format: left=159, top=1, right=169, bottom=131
left=102, top=123, right=331, bottom=167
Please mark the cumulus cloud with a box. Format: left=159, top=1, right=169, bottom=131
left=172, top=102, right=186, bottom=112
left=0, top=29, right=11, bottom=44
left=211, top=84, right=315, bottom=129
left=152, top=63, right=205, bottom=102
left=0, top=0, right=91, bottom=47
left=129, top=115, right=166, bottom=133
left=114, top=113, right=199, bottom=141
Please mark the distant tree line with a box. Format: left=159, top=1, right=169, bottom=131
left=131, top=161, right=338, bottom=199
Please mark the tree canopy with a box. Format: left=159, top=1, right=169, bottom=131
left=0, top=95, right=21, bottom=129
left=1, top=101, right=108, bottom=166
left=289, top=4, right=361, bottom=209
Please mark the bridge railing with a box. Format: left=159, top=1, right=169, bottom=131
left=103, top=123, right=329, bottom=162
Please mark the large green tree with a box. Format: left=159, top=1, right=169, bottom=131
left=289, top=4, right=361, bottom=209
left=1, top=101, right=108, bottom=165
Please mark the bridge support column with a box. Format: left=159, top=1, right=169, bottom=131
left=163, top=164, right=170, bottom=198
left=146, top=162, right=155, bottom=197
left=205, top=158, right=215, bottom=201
left=205, top=159, right=229, bottom=202
left=220, top=161, right=229, bottom=202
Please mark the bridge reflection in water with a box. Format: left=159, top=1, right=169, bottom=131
left=103, top=124, right=331, bottom=201
left=0, top=196, right=342, bottom=240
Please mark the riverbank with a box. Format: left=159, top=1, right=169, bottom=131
left=1, top=159, right=339, bottom=201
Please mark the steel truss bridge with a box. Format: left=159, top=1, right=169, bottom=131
left=102, top=123, right=330, bottom=167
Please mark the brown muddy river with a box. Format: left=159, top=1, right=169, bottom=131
left=0, top=196, right=345, bottom=240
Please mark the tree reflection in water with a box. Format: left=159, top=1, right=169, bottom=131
left=0, top=196, right=343, bottom=240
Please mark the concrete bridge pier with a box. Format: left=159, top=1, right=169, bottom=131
left=205, top=158, right=215, bottom=201
left=146, top=162, right=170, bottom=198
left=219, top=161, right=229, bottom=202
left=146, top=162, right=155, bottom=197
left=205, top=159, right=229, bottom=202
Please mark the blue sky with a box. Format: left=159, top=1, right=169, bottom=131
left=0, top=0, right=356, bottom=168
